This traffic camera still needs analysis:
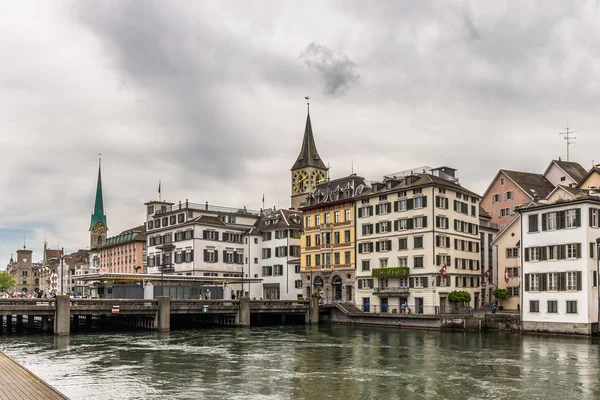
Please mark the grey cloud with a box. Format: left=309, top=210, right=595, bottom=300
left=300, top=42, right=360, bottom=96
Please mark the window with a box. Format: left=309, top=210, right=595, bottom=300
left=315, top=235, right=321, bottom=246
left=380, top=241, right=390, bottom=251
left=591, top=208, right=599, bottom=227
left=295, top=280, right=302, bottom=289
left=566, top=209, right=576, bottom=228
left=334, top=232, right=340, bottom=244
left=305, top=216, right=311, bottom=227
left=567, top=272, right=578, bottom=290
left=530, top=300, right=540, bottom=313
left=504, top=191, right=512, bottom=200
left=414, top=197, right=424, bottom=209
left=334, top=252, right=340, bottom=265
left=500, top=208, right=511, bottom=217
left=507, top=286, right=519, bottom=297
left=548, top=272, right=559, bottom=290
left=566, top=243, right=580, bottom=259
left=315, top=215, right=321, bottom=226
left=528, top=214, right=539, bottom=233
left=398, top=200, right=407, bottom=211
left=306, top=236, right=312, bottom=247
left=262, top=266, right=273, bottom=276
left=567, top=301, right=578, bottom=314
left=398, top=257, right=408, bottom=267
left=529, top=274, right=540, bottom=291
left=492, top=194, right=500, bottom=203
left=380, top=222, right=389, bottom=233
left=361, top=260, right=371, bottom=271
left=413, top=256, right=424, bottom=268
left=170, top=215, right=176, bottom=225
left=530, top=247, right=540, bottom=261
left=334, top=211, right=340, bottom=223
left=155, top=219, right=161, bottom=228
left=344, top=230, right=351, bottom=243
left=547, top=301, right=558, bottom=313
left=273, top=265, right=283, bottom=276
left=398, top=219, right=408, bottom=230
left=262, top=248, right=272, bottom=259
left=379, top=258, right=388, bottom=268
left=305, top=255, right=311, bottom=267
left=414, top=237, right=423, bottom=249
left=506, top=248, right=518, bottom=258
left=148, top=221, right=154, bottom=229
left=323, top=213, right=330, bottom=224
left=345, top=209, right=351, bottom=221
left=361, top=206, right=372, bottom=217
left=344, top=251, right=351, bottom=264
left=548, top=245, right=558, bottom=260
left=435, top=196, right=449, bottom=209
left=500, top=178, right=505, bottom=185
left=379, top=203, right=390, bottom=214
left=547, top=213, right=557, bottom=230
left=398, top=237, right=408, bottom=250
left=414, top=217, right=424, bottom=229
left=436, top=216, right=448, bottom=229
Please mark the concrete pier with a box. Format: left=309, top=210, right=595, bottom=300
left=238, top=297, right=250, bottom=327
left=157, top=296, right=170, bottom=332
left=54, top=295, right=70, bottom=336
left=308, top=297, right=319, bottom=325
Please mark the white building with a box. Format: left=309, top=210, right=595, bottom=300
left=479, top=208, right=498, bottom=305
left=145, top=200, right=260, bottom=297
left=519, top=194, right=600, bottom=335
left=249, top=209, right=303, bottom=300
left=355, top=167, right=483, bottom=314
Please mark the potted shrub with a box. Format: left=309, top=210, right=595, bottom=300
left=448, top=290, right=472, bottom=310
left=492, top=288, right=510, bottom=310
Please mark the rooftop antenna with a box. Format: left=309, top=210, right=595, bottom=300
left=351, top=159, right=354, bottom=175
left=559, top=127, right=577, bottom=162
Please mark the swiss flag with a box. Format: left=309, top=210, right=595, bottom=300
left=504, top=267, right=511, bottom=283
left=484, top=268, right=491, bottom=278
left=439, top=264, right=447, bottom=278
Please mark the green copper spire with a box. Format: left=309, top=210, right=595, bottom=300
left=291, top=105, right=327, bottom=171
left=90, top=157, right=108, bottom=230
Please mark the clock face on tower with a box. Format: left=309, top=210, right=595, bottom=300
left=292, top=170, right=309, bottom=194
left=310, top=170, right=327, bottom=190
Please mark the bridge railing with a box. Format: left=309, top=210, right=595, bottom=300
left=69, top=299, right=158, bottom=307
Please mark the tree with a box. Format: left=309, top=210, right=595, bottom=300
left=0, top=271, right=16, bottom=292
left=448, top=290, right=472, bottom=306
left=492, top=288, right=510, bottom=306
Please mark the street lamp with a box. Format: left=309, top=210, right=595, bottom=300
left=60, top=248, right=64, bottom=295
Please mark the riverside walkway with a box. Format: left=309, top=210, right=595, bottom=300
left=0, top=352, right=67, bottom=399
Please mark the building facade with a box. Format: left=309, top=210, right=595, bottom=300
left=6, top=249, right=40, bottom=294
left=253, top=209, right=303, bottom=300
left=145, top=200, right=260, bottom=297
left=491, top=215, right=521, bottom=310
left=290, top=106, right=328, bottom=210
left=354, top=167, right=483, bottom=314
left=479, top=207, right=498, bottom=306
left=519, top=196, right=600, bottom=335
left=98, top=225, right=147, bottom=274
left=300, top=174, right=368, bottom=303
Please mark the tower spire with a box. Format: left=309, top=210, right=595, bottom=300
left=90, top=155, right=108, bottom=231
left=291, top=98, right=327, bottom=171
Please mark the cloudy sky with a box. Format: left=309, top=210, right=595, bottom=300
left=2, top=1, right=600, bottom=264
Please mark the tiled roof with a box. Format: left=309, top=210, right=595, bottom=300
left=502, top=170, right=555, bottom=199
left=479, top=207, right=491, bottom=218
left=301, top=174, right=369, bottom=210
left=576, top=166, right=600, bottom=188
left=553, top=160, right=587, bottom=183
left=195, top=215, right=226, bottom=227
left=255, top=209, right=303, bottom=232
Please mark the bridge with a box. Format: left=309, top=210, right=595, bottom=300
left=0, top=296, right=319, bottom=335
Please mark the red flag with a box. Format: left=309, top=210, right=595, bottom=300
left=484, top=268, right=491, bottom=278
left=504, top=267, right=510, bottom=283
left=439, top=264, right=447, bottom=278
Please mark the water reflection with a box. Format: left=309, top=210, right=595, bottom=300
left=1, top=327, right=600, bottom=399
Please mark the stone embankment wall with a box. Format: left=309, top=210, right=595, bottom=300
left=484, top=313, right=521, bottom=331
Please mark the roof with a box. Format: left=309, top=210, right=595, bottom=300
left=358, top=173, right=481, bottom=200
left=545, top=184, right=587, bottom=200
left=194, top=215, right=226, bottom=227
left=516, top=193, right=600, bottom=213
left=90, top=160, right=108, bottom=230
left=576, top=166, right=600, bottom=189
left=65, top=249, right=90, bottom=265
left=479, top=207, right=491, bottom=219
left=291, top=111, right=327, bottom=171
left=490, top=215, right=521, bottom=246
left=548, top=160, right=587, bottom=183
left=104, top=225, right=146, bottom=247
left=501, top=170, right=555, bottom=199
left=301, top=174, right=369, bottom=211
left=255, top=209, right=303, bottom=232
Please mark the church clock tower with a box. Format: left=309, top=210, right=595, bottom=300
left=291, top=102, right=328, bottom=209
left=90, top=157, right=108, bottom=250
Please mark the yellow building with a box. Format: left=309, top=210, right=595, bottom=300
left=300, top=174, right=369, bottom=303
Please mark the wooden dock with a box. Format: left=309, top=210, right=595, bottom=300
left=0, top=352, right=68, bottom=399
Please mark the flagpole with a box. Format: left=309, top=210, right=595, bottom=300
left=159, top=180, right=162, bottom=202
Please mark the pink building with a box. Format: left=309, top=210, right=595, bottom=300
left=99, top=225, right=147, bottom=274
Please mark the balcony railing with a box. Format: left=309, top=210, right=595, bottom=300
left=480, top=220, right=499, bottom=229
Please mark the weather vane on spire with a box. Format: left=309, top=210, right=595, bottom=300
left=305, top=96, right=310, bottom=112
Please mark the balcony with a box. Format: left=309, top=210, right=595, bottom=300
left=480, top=220, right=499, bottom=229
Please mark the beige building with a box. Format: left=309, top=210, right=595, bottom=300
left=354, top=167, right=483, bottom=314
left=491, top=215, right=521, bottom=310
left=6, top=248, right=40, bottom=294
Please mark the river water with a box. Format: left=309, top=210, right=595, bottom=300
left=1, top=326, right=600, bottom=400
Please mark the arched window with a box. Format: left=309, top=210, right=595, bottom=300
left=98, top=235, right=103, bottom=246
